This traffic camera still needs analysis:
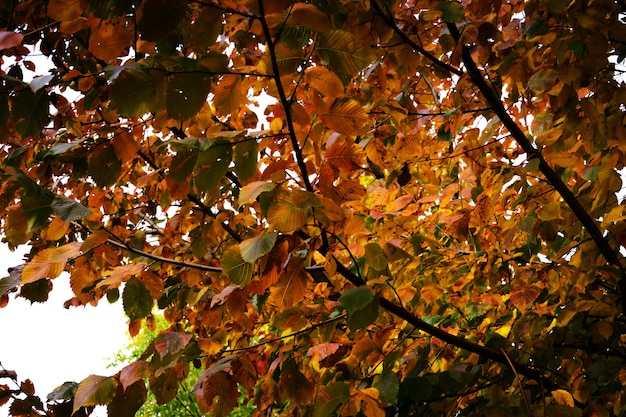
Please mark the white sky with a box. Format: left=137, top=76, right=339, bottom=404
left=0, top=244, right=129, bottom=417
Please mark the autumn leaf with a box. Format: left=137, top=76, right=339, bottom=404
left=221, top=248, right=254, bottom=285
left=21, top=242, right=82, bottom=285
left=240, top=232, right=278, bottom=263
left=320, top=97, right=368, bottom=137
left=0, top=31, right=23, bottom=50
left=73, top=375, right=117, bottom=414
left=551, top=389, right=575, bottom=407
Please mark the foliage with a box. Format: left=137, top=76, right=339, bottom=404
left=1, top=0, right=626, bottom=416
left=107, top=315, right=254, bottom=417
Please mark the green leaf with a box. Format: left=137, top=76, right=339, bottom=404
left=137, top=0, right=187, bottom=42
left=170, top=147, right=199, bottom=183
left=110, top=66, right=166, bottom=117
left=339, top=286, right=374, bottom=314
left=365, top=243, right=388, bottom=272
left=194, top=142, right=233, bottom=195
left=73, top=375, right=117, bottom=414
left=51, top=195, right=91, bottom=222
left=233, top=140, right=258, bottom=182
left=317, top=30, right=372, bottom=76
left=11, top=171, right=54, bottom=230
left=346, top=295, right=379, bottom=330
left=400, top=376, right=442, bottom=403
left=528, top=68, right=558, bottom=93
left=88, top=143, right=122, bottom=187
left=123, top=276, right=153, bottom=320
left=437, top=1, right=466, bottom=22
left=166, top=72, right=212, bottom=120
left=374, top=371, right=400, bottom=403
left=221, top=248, right=253, bottom=285
left=12, top=89, right=49, bottom=138
left=240, top=232, right=278, bottom=263
left=524, top=19, right=550, bottom=39
left=47, top=381, right=79, bottom=402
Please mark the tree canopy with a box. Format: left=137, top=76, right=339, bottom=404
left=1, top=0, right=626, bottom=415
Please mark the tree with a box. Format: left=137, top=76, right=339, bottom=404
left=0, top=0, right=625, bottom=415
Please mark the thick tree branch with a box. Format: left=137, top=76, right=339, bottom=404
left=445, top=23, right=626, bottom=298
left=331, top=260, right=559, bottom=393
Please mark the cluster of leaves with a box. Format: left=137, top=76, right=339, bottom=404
left=1, top=0, right=626, bottom=416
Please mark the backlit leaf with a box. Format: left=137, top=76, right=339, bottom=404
left=305, top=66, right=344, bottom=97
left=240, top=232, right=278, bottom=263
left=73, top=375, right=117, bottom=414
left=51, top=195, right=91, bottom=222
left=317, top=30, right=372, bottom=76
left=221, top=248, right=253, bottom=285
left=21, top=242, right=82, bottom=285
left=510, top=283, right=541, bottom=311
left=320, top=97, right=368, bottom=136
left=266, top=190, right=309, bottom=232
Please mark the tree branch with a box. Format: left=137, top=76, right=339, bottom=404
left=371, top=0, right=463, bottom=77
left=445, top=22, right=626, bottom=301
left=257, top=0, right=314, bottom=192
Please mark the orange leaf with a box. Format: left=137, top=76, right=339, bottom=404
left=325, top=138, right=366, bottom=173
left=86, top=16, right=134, bottom=62
left=510, top=283, right=541, bottom=311
left=305, top=66, right=343, bottom=97
left=21, top=242, right=82, bottom=284
left=320, top=97, right=368, bottom=136
left=551, top=389, right=574, bottom=407
left=97, top=262, right=147, bottom=290
left=47, top=0, right=86, bottom=22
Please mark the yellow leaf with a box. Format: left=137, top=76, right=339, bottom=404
left=551, top=389, right=574, bottom=407
left=266, top=190, right=308, bottom=232
left=21, top=242, right=82, bottom=284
